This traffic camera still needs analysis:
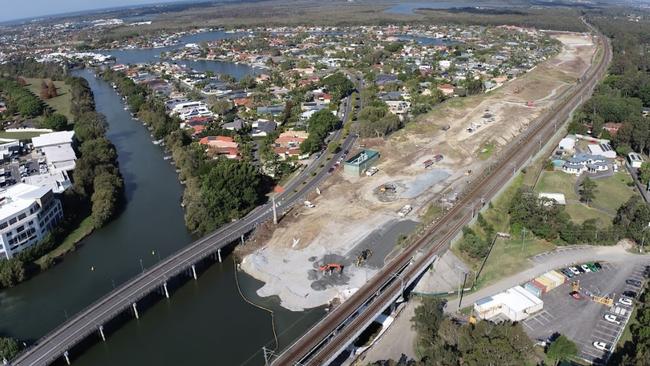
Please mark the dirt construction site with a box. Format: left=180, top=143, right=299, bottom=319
left=240, top=32, right=597, bottom=311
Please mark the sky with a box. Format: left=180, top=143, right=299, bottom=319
left=1, top=0, right=186, bottom=22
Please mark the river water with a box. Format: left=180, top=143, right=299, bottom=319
left=0, top=33, right=323, bottom=365
left=102, top=30, right=261, bottom=79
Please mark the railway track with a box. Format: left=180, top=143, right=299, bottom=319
left=273, top=25, right=612, bottom=366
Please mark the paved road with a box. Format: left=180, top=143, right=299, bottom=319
left=273, top=22, right=612, bottom=366
left=10, top=84, right=360, bottom=366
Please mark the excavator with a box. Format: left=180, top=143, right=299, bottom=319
left=319, top=263, right=344, bottom=275
left=570, top=280, right=582, bottom=300
left=355, top=249, right=372, bottom=266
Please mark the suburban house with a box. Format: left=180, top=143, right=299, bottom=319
left=386, top=100, right=411, bottom=115
left=251, top=120, right=276, bottom=137
left=274, top=131, right=309, bottom=159
left=199, top=136, right=239, bottom=159
left=437, top=83, right=455, bottom=96
left=562, top=154, right=607, bottom=175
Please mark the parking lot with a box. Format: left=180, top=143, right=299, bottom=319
left=523, top=262, right=647, bottom=365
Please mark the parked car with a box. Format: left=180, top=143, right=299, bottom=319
left=586, top=262, right=598, bottom=272
left=594, top=262, right=603, bottom=270
left=618, top=297, right=633, bottom=306
left=593, top=341, right=610, bottom=351
left=576, top=266, right=586, bottom=273
left=569, top=267, right=581, bottom=275
left=561, top=268, right=574, bottom=278
left=626, top=279, right=642, bottom=287
left=581, top=264, right=592, bottom=273
left=604, top=314, right=620, bottom=324
left=623, top=290, right=638, bottom=298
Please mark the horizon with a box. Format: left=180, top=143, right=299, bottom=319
left=0, top=0, right=198, bottom=23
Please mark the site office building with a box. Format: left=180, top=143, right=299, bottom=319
left=0, top=183, right=63, bottom=259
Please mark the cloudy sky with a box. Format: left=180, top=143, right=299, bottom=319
left=2, top=0, right=186, bottom=22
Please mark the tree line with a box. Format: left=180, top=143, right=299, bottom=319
left=0, top=77, right=45, bottom=118
left=568, top=14, right=650, bottom=157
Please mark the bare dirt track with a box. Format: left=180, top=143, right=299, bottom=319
left=241, top=32, right=596, bottom=311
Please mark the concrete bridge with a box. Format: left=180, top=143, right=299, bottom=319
left=9, top=98, right=357, bottom=366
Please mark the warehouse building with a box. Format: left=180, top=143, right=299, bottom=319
left=343, top=149, right=380, bottom=176
left=474, top=285, right=543, bottom=322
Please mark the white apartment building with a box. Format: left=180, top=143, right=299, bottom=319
left=0, top=183, right=63, bottom=259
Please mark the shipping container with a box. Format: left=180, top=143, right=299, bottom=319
left=540, top=272, right=563, bottom=290
left=531, top=278, right=549, bottom=294
left=548, top=270, right=567, bottom=284
left=524, top=281, right=543, bottom=298
left=535, top=276, right=554, bottom=291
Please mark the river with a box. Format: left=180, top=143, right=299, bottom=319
left=0, top=48, right=323, bottom=364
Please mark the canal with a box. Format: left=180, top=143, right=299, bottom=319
left=0, top=41, right=323, bottom=365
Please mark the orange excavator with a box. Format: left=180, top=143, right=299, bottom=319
left=319, top=263, right=344, bottom=275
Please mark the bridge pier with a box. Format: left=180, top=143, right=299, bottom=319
left=163, top=282, right=170, bottom=298
left=132, top=302, right=139, bottom=319
left=63, top=350, right=70, bottom=365
left=98, top=325, right=106, bottom=341
left=217, top=248, right=222, bottom=263
left=191, top=264, right=197, bottom=280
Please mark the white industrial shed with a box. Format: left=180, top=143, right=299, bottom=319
left=474, top=285, right=543, bottom=322
left=588, top=143, right=616, bottom=159
left=558, top=137, right=576, bottom=151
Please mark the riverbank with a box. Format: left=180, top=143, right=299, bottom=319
left=34, top=217, right=94, bottom=268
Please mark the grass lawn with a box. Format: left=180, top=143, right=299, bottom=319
left=473, top=237, right=555, bottom=288
left=591, top=172, right=637, bottom=215
left=564, top=204, right=611, bottom=224
left=35, top=216, right=94, bottom=268
left=0, top=131, right=45, bottom=140
left=535, top=170, right=578, bottom=200
left=24, top=77, right=73, bottom=120
left=534, top=170, right=623, bottom=224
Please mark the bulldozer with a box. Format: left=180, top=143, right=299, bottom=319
left=319, top=263, right=344, bottom=275
left=355, top=249, right=373, bottom=266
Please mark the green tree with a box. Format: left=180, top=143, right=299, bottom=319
left=412, top=298, right=446, bottom=351
left=0, top=259, right=25, bottom=288
left=579, top=177, right=597, bottom=205
left=42, top=113, right=68, bottom=131
left=0, top=337, right=20, bottom=361
left=546, top=335, right=578, bottom=365
left=639, top=162, right=650, bottom=185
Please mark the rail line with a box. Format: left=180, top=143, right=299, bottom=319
left=273, top=24, right=611, bottom=366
